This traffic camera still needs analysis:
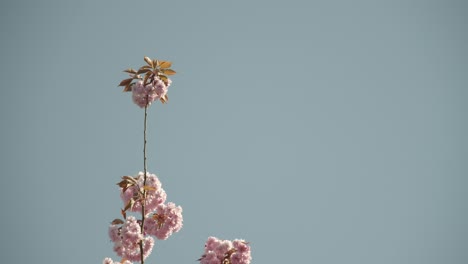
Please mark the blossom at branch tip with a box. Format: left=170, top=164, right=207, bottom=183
left=131, top=77, right=170, bottom=108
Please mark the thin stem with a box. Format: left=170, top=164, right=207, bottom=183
left=140, top=103, right=149, bottom=264
left=143, top=102, right=148, bottom=184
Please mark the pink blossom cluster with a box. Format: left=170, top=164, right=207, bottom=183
left=106, top=171, right=182, bottom=263
left=108, top=216, right=154, bottom=262
left=144, top=202, right=183, bottom=240
left=132, top=77, right=171, bottom=108
left=120, top=172, right=167, bottom=213
left=199, top=237, right=252, bottom=264
left=102, top=257, right=132, bottom=264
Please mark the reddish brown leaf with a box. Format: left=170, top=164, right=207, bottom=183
left=144, top=56, right=154, bottom=68
left=116, top=180, right=127, bottom=188
left=143, top=185, right=156, bottom=191
left=143, top=72, right=152, bottom=85
left=118, top=78, right=132, bottom=87
left=117, top=176, right=137, bottom=193
left=160, top=94, right=168, bottom=104
left=123, top=84, right=132, bottom=92
left=162, top=69, right=176, bottom=75
left=158, top=75, right=168, bottom=85
left=159, top=61, right=172, bottom=69
left=137, top=68, right=151, bottom=74
left=121, top=209, right=127, bottom=219
left=111, top=219, right=124, bottom=225
left=123, top=198, right=135, bottom=211
left=122, top=176, right=138, bottom=184
left=123, top=68, right=137, bottom=74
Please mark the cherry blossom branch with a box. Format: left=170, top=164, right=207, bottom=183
left=139, top=103, right=148, bottom=263
left=105, top=56, right=254, bottom=264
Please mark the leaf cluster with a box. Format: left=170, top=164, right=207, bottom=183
left=118, top=56, right=176, bottom=95
left=116, top=175, right=157, bottom=219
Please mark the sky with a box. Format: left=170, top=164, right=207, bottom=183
left=0, top=0, right=467, bottom=263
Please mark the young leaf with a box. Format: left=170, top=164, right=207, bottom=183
left=122, top=176, right=138, bottom=184
left=153, top=59, right=159, bottom=67
left=162, top=69, right=176, bottom=75
left=137, top=68, right=151, bottom=74
left=158, top=74, right=168, bottom=81
left=143, top=185, right=156, bottom=191
left=159, top=61, right=172, bottom=69
left=160, top=94, right=168, bottom=104
left=144, top=56, right=154, bottom=68
left=123, top=198, right=135, bottom=211
left=123, top=84, right=132, bottom=92
left=158, top=75, right=169, bottom=86
left=117, top=176, right=137, bottom=192
left=123, top=68, right=137, bottom=74
left=111, top=219, right=124, bottom=225
left=116, top=180, right=128, bottom=189
left=118, top=78, right=132, bottom=87
left=121, top=209, right=127, bottom=219
left=143, top=72, right=151, bottom=85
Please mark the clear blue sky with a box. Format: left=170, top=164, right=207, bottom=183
left=0, top=0, right=467, bottom=263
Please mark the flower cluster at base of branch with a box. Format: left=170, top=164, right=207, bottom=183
left=199, top=237, right=252, bottom=264
left=104, top=171, right=183, bottom=263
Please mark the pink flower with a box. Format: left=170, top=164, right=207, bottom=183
left=153, top=78, right=168, bottom=99
left=120, top=172, right=167, bottom=213
left=124, top=236, right=154, bottom=262
left=102, top=258, right=133, bottom=264
left=205, top=236, right=221, bottom=251
left=102, top=258, right=113, bottom=264
left=121, top=216, right=142, bottom=244
left=199, top=237, right=251, bottom=264
left=108, top=216, right=154, bottom=262
left=200, top=251, right=219, bottom=264
left=230, top=240, right=251, bottom=264
left=108, top=225, right=120, bottom=243
left=131, top=78, right=169, bottom=108
left=215, top=240, right=232, bottom=258
left=144, top=202, right=183, bottom=240
left=132, top=81, right=149, bottom=108
left=142, top=236, right=155, bottom=259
